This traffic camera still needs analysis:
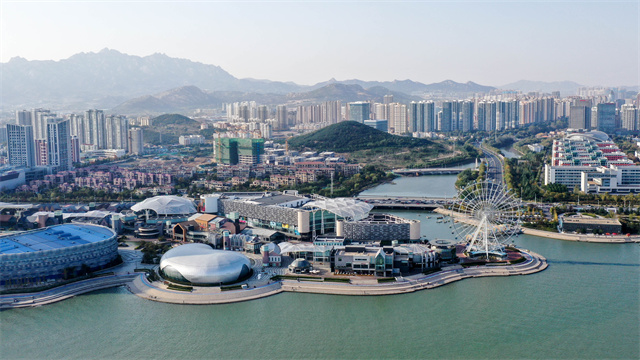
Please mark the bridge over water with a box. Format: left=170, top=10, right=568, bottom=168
left=392, top=168, right=468, bottom=175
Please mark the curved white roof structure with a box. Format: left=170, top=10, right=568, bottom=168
left=131, top=195, right=197, bottom=216
left=566, top=130, right=610, bottom=143
left=160, top=243, right=252, bottom=285
left=303, top=198, right=373, bottom=221
left=279, top=242, right=334, bottom=255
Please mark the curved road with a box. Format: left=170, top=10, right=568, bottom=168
left=480, top=143, right=504, bottom=184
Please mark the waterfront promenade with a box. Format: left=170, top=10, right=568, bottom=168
left=125, top=249, right=546, bottom=305
left=0, top=274, right=137, bottom=310
left=433, top=207, right=640, bottom=243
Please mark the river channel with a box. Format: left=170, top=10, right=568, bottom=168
left=1, top=176, right=638, bottom=359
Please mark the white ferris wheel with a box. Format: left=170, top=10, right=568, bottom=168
left=451, top=180, right=521, bottom=259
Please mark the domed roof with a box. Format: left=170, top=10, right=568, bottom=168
left=160, top=243, right=252, bottom=285
left=131, top=195, right=197, bottom=216
left=289, top=258, right=311, bottom=269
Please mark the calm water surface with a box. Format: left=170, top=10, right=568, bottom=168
left=360, top=162, right=476, bottom=198
left=1, top=178, right=638, bottom=359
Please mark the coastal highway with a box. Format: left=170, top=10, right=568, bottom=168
left=480, top=143, right=504, bottom=184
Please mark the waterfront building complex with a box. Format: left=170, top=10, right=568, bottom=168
left=544, top=131, right=640, bottom=193
left=0, top=224, right=119, bottom=286
left=210, top=192, right=419, bottom=242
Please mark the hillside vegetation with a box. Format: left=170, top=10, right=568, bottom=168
left=289, top=121, right=450, bottom=168
left=289, top=121, right=434, bottom=152
left=151, top=114, right=197, bottom=126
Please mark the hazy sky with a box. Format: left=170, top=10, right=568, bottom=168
left=1, top=1, right=638, bottom=86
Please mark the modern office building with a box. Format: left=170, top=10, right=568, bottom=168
left=364, top=119, right=388, bottom=132
left=596, top=103, right=616, bottom=133
left=348, top=102, right=370, bottom=123
left=0, top=224, right=119, bottom=286
left=47, top=119, right=72, bottom=172
left=6, top=124, right=35, bottom=168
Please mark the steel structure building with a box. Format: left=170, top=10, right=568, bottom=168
left=0, top=224, right=118, bottom=286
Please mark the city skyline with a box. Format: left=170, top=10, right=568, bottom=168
left=1, top=1, right=638, bottom=87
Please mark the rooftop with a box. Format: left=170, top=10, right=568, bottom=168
left=0, top=224, right=115, bottom=255
left=561, top=216, right=621, bottom=225
left=251, top=194, right=308, bottom=206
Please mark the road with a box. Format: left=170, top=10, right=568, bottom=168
left=480, top=144, right=504, bottom=184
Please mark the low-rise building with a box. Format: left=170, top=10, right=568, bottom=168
left=559, top=215, right=622, bottom=234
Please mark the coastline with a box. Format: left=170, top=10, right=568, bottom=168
left=1, top=249, right=547, bottom=308
left=121, top=249, right=547, bottom=305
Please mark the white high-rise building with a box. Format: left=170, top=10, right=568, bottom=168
left=47, top=119, right=72, bottom=172
left=128, top=128, right=144, bottom=155
left=105, top=115, right=129, bottom=150
left=6, top=124, right=35, bottom=168
left=621, top=104, right=638, bottom=131
left=388, top=103, right=407, bottom=134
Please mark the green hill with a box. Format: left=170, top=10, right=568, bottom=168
left=289, top=121, right=435, bottom=153
left=151, top=113, right=197, bottom=127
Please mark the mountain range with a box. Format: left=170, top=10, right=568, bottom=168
left=112, top=83, right=426, bottom=114
left=1, top=48, right=601, bottom=111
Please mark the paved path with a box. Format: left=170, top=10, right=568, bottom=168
left=0, top=274, right=137, bottom=309
left=434, top=208, right=640, bottom=243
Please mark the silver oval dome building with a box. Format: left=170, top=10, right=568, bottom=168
left=159, top=243, right=252, bottom=285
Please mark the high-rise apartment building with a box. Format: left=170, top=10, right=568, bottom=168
left=105, top=115, right=129, bottom=150
left=128, top=128, right=144, bottom=155
left=35, top=139, right=48, bottom=166
left=84, top=109, right=105, bottom=149
left=276, top=105, right=288, bottom=130
left=461, top=101, right=474, bottom=132
left=16, top=110, right=31, bottom=126
left=569, top=99, right=593, bottom=130
left=47, top=119, right=72, bottom=172
left=6, top=124, right=35, bottom=168
left=31, top=109, right=54, bottom=140
left=441, top=102, right=452, bottom=132
left=70, top=136, right=81, bottom=163
left=424, top=101, right=435, bottom=132
left=388, top=103, right=408, bottom=134
left=621, top=104, right=638, bottom=131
